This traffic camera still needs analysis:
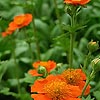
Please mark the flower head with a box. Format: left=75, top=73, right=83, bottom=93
left=31, top=75, right=81, bottom=100
left=64, top=0, right=90, bottom=5
left=9, top=14, right=32, bottom=29
left=62, top=69, right=90, bottom=95
left=28, top=60, right=56, bottom=76
left=88, top=40, right=99, bottom=53
left=1, top=13, right=32, bottom=37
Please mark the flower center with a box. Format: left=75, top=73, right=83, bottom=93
left=44, top=80, right=68, bottom=100
left=14, top=16, right=25, bottom=25
left=62, top=69, right=81, bottom=85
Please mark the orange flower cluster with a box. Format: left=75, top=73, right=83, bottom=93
left=2, top=13, right=32, bottom=37
left=64, top=0, right=90, bottom=5
left=62, top=69, right=90, bottom=95
left=28, top=60, right=56, bottom=76
left=30, top=67, right=90, bottom=100
left=31, top=75, right=81, bottom=100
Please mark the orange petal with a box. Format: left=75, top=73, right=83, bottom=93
left=28, top=69, right=42, bottom=76
left=31, top=94, right=51, bottom=100
left=9, top=22, right=18, bottom=31
left=78, top=81, right=90, bottom=95
left=31, top=78, right=47, bottom=93
left=46, top=60, right=56, bottom=72
left=80, top=0, right=90, bottom=5
left=67, top=85, right=81, bottom=97
left=76, top=69, right=86, bottom=80
left=24, top=14, right=33, bottom=26
left=32, top=61, right=41, bottom=68
left=64, top=0, right=90, bottom=5
left=65, top=96, right=81, bottom=100
left=2, top=32, right=7, bottom=37
left=46, top=74, right=65, bottom=82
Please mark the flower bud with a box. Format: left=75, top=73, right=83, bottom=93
left=37, top=66, right=47, bottom=74
left=64, top=5, right=71, bottom=16
left=91, top=58, right=100, bottom=72
left=87, top=40, right=99, bottom=53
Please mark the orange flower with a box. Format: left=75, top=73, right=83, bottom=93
left=9, top=13, right=32, bottom=30
left=64, top=0, right=90, bottom=5
left=28, top=60, right=56, bottom=76
left=2, top=13, right=32, bottom=37
left=31, top=75, right=81, bottom=100
left=62, top=69, right=90, bottom=95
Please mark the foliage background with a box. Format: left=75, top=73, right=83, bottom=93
left=0, top=0, right=100, bottom=100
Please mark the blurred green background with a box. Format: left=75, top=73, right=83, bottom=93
left=0, top=0, right=100, bottom=100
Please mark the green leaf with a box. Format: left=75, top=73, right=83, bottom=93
left=52, top=34, right=70, bottom=51
left=20, top=93, right=32, bottom=100
left=0, top=87, right=18, bottom=97
left=93, top=91, right=100, bottom=100
left=82, top=95, right=94, bottom=100
left=15, top=40, right=29, bottom=57
left=19, top=57, right=31, bottom=63
left=23, top=73, right=37, bottom=84
left=0, top=61, right=8, bottom=81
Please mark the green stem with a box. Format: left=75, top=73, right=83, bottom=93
left=28, top=42, right=34, bottom=62
left=13, top=49, right=21, bottom=98
left=84, top=52, right=91, bottom=69
left=10, top=36, right=21, bottom=98
left=69, top=14, right=75, bottom=68
left=54, top=0, right=64, bottom=34
left=23, top=28, right=34, bottom=62
left=80, top=70, right=94, bottom=97
left=69, top=33, right=74, bottom=68
left=31, top=0, right=41, bottom=60
left=80, top=78, right=90, bottom=98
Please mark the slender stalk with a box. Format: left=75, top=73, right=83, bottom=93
left=69, top=14, right=75, bottom=68
left=28, top=42, right=34, bottom=61
left=69, top=33, right=74, bottom=68
left=80, top=78, right=90, bottom=98
left=84, top=52, right=91, bottom=69
left=80, top=70, right=94, bottom=97
left=23, top=28, right=34, bottom=62
left=10, top=36, right=21, bottom=98
left=54, top=0, right=64, bottom=34
left=13, top=48, right=21, bottom=98
left=31, top=0, right=41, bottom=60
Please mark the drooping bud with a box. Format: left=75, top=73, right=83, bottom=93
left=37, top=66, right=47, bottom=74
left=37, top=66, right=47, bottom=77
left=91, top=58, right=100, bottom=72
left=87, top=40, right=99, bottom=53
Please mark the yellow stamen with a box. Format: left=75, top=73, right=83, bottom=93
left=44, top=80, right=68, bottom=100
left=62, top=69, right=81, bottom=85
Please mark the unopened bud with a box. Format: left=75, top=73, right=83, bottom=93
left=64, top=5, right=72, bottom=16
left=37, top=66, right=47, bottom=74
left=88, top=40, right=99, bottom=53
left=91, top=58, right=100, bottom=72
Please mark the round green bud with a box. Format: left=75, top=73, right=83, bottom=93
left=91, top=58, right=100, bottom=72
left=87, top=40, right=99, bottom=53
left=37, top=66, right=47, bottom=74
